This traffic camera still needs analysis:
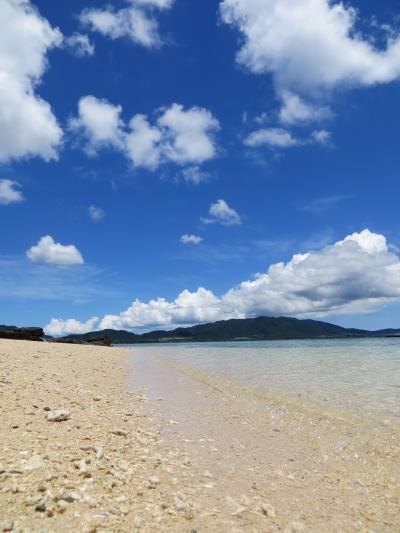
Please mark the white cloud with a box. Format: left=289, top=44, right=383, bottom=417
left=279, top=91, right=331, bottom=125
left=245, top=128, right=298, bottom=148
left=336, top=229, right=388, bottom=255
left=312, top=129, right=332, bottom=145
left=0, top=179, right=24, bottom=205
left=88, top=205, right=105, bottom=222
left=45, top=316, right=99, bottom=337
left=180, top=234, right=203, bottom=245
left=220, top=0, right=400, bottom=125
left=69, top=96, right=124, bottom=154
left=27, top=236, right=84, bottom=267
left=202, top=199, right=242, bottom=226
left=157, top=104, right=220, bottom=165
left=100, top=288, right=222, bottom=330
left=182, top=166, right=210, bottom=185
left=65, top=33, right=95, bottom=57
left=80, top=0, right=174, bottom=48
left=71, top=97, right=219, bottom=172
left=135, top=0, right=174, bottom=7
left=0, top=0, right=63, bottom=162
left=125, top=114, right=163, bottom=170
left=45, top=230, right=400, bottom=333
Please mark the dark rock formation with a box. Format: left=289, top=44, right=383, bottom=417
left=0, top=327, right=44, bottom=342
left=53, top=336, right=111, bottom=347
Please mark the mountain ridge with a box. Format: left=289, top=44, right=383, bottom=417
left=54, top=316, right=400, bottom=344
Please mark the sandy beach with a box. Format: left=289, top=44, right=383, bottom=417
left=1, top=340, right=400, bottom=532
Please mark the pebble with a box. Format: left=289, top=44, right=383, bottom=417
left=78, top=459, right=90, bottom=477
left=0, top=520, right=14, bottom=532
left=174, top=496, right=188, bottom=512
left=261, top=502, right=276, bottom=518
left=107, top=505, right=122, bottom=516
left=35, top=502, right=46, bottom=513
left=133, top=517, right=143, bottom=528
left=46, top=410, right=71, bottom=422
left=94, top=444, right=104, bottom=459
left=56, top=500, right=68, bottom=513
left=11, top=455, right=45, bottom=473
left=110, top=429, right=128, bottom=437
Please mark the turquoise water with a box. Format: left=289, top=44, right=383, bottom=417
left=123, top=338, right=400, bottom=416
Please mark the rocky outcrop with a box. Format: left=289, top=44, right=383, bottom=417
left=0, top=326, right=111, bottom=346
left=53, top=336, right=112, bottom=347
left=0, top=327, right=44, bottom=342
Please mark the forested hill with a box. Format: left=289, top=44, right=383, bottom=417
left=56, top=316, right=398, bottom=344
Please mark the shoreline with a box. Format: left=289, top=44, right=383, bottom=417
left=1, top=340, right=399, bottom=532
left=0, top=340, right=208, bottom=532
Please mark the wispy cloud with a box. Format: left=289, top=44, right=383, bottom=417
left=301, top=195, right=352, bottom=215
left=0, top=256, right=122, bottom=302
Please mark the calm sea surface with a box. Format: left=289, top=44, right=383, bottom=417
left=122, top=338, right=400, bottom=417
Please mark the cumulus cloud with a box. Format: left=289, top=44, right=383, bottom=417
left=0, top=0, right=63, bottom=163
left=69, top=96, right=124, bottom=154
left=220, top=0, right=400, bottom=129
left=45, top=230, right=400, bottom=333
left=27, top=236, right=84, bottom=267
left=156, top=104, right=219, bottom=165
left=244, top=128, right=298, bottom=148
left=80, top=0, right=174, bottom=48
left=45, top=316, right=99, bottom=337
left=180, top=234, right=203, bottom=245
left=202, top=199, right=242, bottom=226
left=221, top=0, right=400, bottom=92
left=0, top=180, right=24, bottom=205
left=279, top=91, right=331, bottom=125
left=65, top=33, right=95, bottom=57
left=71, top=97, right=220, bottom=173
left=88, top=205, right=105, bottom=222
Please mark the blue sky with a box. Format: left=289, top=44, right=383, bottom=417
left=2, top=0, right=400, bottom=334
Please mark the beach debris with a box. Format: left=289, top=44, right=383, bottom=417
left=46, top=409, right=71, bottom=422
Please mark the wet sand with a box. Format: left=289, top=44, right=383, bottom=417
left=1, top=340, right=399, bottom=532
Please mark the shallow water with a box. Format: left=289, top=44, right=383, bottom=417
left=126, top=340, right=400, bottom=530
left=123, top=338, right=400, bottom=417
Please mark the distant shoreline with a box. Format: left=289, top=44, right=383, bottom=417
left=48, top=315, right=400, bottom=345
